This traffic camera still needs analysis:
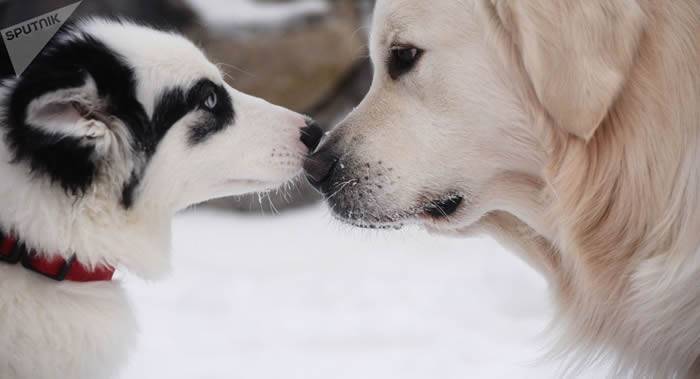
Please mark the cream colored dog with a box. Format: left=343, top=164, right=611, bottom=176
left=304, top=0, right=700, bottom=377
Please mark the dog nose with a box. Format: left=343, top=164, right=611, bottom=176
left=300, top=119, right=323, bottom=153
left=304, top=147, right=339, bottom=190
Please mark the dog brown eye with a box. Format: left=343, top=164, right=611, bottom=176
left=388, top=45, right=424, bottom=80
left=203, top=91, right=217, bottom=110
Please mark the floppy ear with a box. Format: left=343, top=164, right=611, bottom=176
left=4, top=71, right=119, bottom=193
left=491, top=0, right=646, bottom=140
left=23, top=74, right=112, bottom=151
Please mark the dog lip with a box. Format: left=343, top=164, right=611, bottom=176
left=330, top=212, right=406, bottom=230
left=421, top=195, right=464, bottom=219
left=326, top=193, right=466, bottom=229
left=223, top=178, right=275, bottom=186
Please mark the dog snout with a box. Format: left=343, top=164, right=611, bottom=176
left=300, top=119, right=324, bottom=153
left=304, top=145, right=339, bottom=191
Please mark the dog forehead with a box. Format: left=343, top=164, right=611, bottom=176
left=77, top=19, right=222, bottom=116
left=79, top=19, right=220, bottom=85
left=371, top=0, right=473, bottom=49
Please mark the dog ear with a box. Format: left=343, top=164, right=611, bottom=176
left=3, top=30, right=152, bottom=195
left=22, top=74, right=112, bottom=150
left=4, top=68, right=120, bottom=193
left=490, top=0, right=646, bottom=141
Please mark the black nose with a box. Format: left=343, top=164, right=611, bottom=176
left=300, top=119, right=323, bottom=153
left=304, top=147, right=338, bottom=190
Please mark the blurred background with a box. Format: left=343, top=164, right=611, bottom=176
left=0, top=1, right=604, bottom=378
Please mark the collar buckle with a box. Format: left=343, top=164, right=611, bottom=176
left=21, top=252, right=76, bottom=281
left=0, top=232, right=26, bottom=264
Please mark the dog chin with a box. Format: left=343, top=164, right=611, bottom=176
left=418, top=197, right=490, bottom=235
left=332, top=214, right=407, bottom=230
left=329, top=193, right=471, bottom=231
left=217, top=176, right=296, bottom=197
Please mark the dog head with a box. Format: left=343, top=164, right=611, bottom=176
left=1, top=19, right=322, bottom=214
left=305, top=0, right=644, bottom=233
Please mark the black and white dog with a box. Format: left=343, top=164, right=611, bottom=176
left=0, top=19, right=322, bottom=379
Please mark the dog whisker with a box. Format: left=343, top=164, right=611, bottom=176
left=215, top=62, right=255, bottom=78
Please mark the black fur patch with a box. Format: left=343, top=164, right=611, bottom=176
left=2, top=24, right=150, bottom=195
left=152, top=79, right=234, bottom=147
left=120, top=171, right=142, bottom=209
left=187, top=80, right=234, bottom=145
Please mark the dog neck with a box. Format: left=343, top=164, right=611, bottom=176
left=0, top=145, right=174, bottom=279
left=0, top=231, right=117, bottom=282
left=473, top=168, right=560, bottom=278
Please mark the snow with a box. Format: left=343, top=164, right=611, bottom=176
left=122, top=205, right=603, bottom=378
left=186, top=0, right=329, bottom=29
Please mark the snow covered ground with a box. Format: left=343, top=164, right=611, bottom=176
left=122, top=205, right=603, bottom=378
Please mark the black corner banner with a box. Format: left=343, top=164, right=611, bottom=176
left=0, top=0, right=83, bottom=78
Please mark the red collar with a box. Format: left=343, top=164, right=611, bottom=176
left=0, top=232, right=114, bottom=282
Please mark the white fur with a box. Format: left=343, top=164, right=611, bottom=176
left=0, top=20, right=309, bottom=379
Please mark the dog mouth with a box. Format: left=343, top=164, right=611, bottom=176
left=327, top=193, right=465, bottom=230
left=332, top=215, right=405, bottom=230
left=224, top=179, right=276, bottom=186
left=420, top=195, right=464, bottom=219
left=223, top=168, right=304, bottom=188
left=219, top=177, right=295, bottom=194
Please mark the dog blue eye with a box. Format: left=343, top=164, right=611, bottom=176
left=388, top=45, right=423, bottom=80
left=203, top=91, right=217, bottom=110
